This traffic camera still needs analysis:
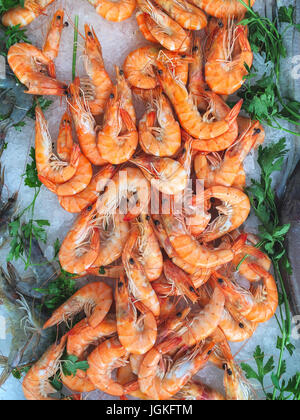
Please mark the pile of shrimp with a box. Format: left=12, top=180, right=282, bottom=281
left=4, top=1, right=279, bottom=401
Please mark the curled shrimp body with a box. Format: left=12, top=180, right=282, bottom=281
left=97, top=87, right=138, bottom=165
left=81, top=25, right=113, bottom=116
left=137, top=214, right=163, bottom=281
left=124, top=46, right=161, bottom=90
left=137, top=0, right=190, bottom=53
left=205, top=25, right=253, bottom=95
left=192, top=0, right=256, bottom=19
left=244, top=264, right=278, bottom=324
left=43, top=9, right=65, bottom=61
left=68, top=78, right=107, bottom=166
left=2, top=0, right=55, bottom=27
left=61, top=371, right=95, bottom=393
left=43, top=282, right=113, bottom=330
left=162, top=213, right=237, bottom=269
left=220, top=303, right=257, bottom=342
left=56, top=112, right=73, bottom=162
left=22, top=335, right=67, bottom=401
left=194, top=122, right=260, bottom=188
left=156, top=61, right=231, bottom=140
left=88, top=213, right=130, bottom=270
left=131, top=155, right=188, bottom=195
left=181, top=287, right=225, bottom=346
left=174, top=380, right=225, bottom=400
left=139, top=93, right=181, bottom=157
left=67, top=317, right=117, bottom=358
left=136, top=10, right=159, bottom=43
left=155, top=0, right=207, bottom=31
left=88, top=0, right=136, bottom=22
left=97, top=167, right=151, bottom=221
left=35, top=107, right=80, bottom=184
left=123, top=229, right=160, bottom=317
left=57, top=165, right=116, bottom=213
left=139, top=337, right=214, bottom=400
left=115, top=277, right=157, bottom=355
left=87, top=337, right=129, bottom=396
left=117, top=365, right=151, bottom=400
left=58, top=205, right=100, bottom=274
left=233, top=245, right=271, bottom=282
left=7, top=43, right=67, bottom=96
left=202, top=186, right=250, bottom=243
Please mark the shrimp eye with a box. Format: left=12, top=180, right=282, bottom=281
left=182, top=147, right=186, bottom=154
left=119, top=69, right=124, bottom=75
left=254, top=128, right=261, bottom=134
left=118, top=281, right=124, bottom=288
left=222, top=363, right=228, bottom=371
left=146, top=215, right=150, bottom=221
left=87, top=206, right=93, bottom=211
left=176, top=312, right=182, bottom=317
left=192, top=46, right=198, bottom=52
left=57, top=15, right=61, bottom=20
left=189, top=286, right=195, bottom=293
left=227, top=369, right=233, bottom=376
left=129, top=258, right=135, bottom=265
left=218, top=21, right=224, bottom=27
left=181, top=54, right=186, bottom=58
left=158, top=69, right=163, bottom=75
left=110, top=93, right=115, bottom=99
left=207, top=350, right=212, bottom=355
left=154, top=220, right=160, bottom=226
left=239, top=323, right=245, bottom=329
left=88, top=31, right=93, bottom=37
left=64, top=22, right=69, bottom=27
left=218, top=278, right=224, bottom=284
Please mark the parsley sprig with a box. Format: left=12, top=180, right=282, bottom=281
left=7, top=147, right=50, bottom=269
left=0, top=0, right=24, bottom=14
left=237, top=1, right=300, bottom=136
left=241, top=139, right=299, bottom=400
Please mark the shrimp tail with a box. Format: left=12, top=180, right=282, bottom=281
left=120, top=108, right=136, bottom=131
left=26, top=75, right=67, bottom=96
left=232, top=233, right=247, bottom=254
left=70, top=144, right=81, bottom=167
left=226, top=99, right=243, bottom=126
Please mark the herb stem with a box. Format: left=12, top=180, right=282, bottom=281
left=72, top=16, right=79, bottom=81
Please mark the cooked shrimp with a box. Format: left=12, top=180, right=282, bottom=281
left=131, top=155, right=188, bottom=195
left=180, top=287, right=225, bottom=346
left=88, top=0, right=136, bottom=22
left=232, top=166, right=246, bottom=190
left=138, top=337, right=214, bottom=399
left=57, top=164, right=116, bottom=213
left=97, top=89, right=138, bottom=165
left=156, top=60, right=232, bottom=139
left=237, top=116, right=265, bottom=149
left=7, top=43, right=67, bottom=96
left=205, top=25, right=253, bottom=95
left=43, top=9, right=65, bottom=61
left=194, top=122, right=260, bottom=188
left=137, top=0, right=190, bottom=53
left=88, top=212, right=130, bottom=269
left=137, top=214, right=163, bottom=281
left=115, top=276, right=157, bottom=355
left=35, top=106, right=80, bottom=184
left=154, top=0, right=207, bottom=30
left=162, top=213, right=242, bottom=268
left=87, top=337, right=129, bottom=396
left=57, top=205, right=100, bottom=274
left=123, top=229, right=161, bottom=316
left=136, top=10, right=158, bottom=43
left=22, top=335, right=67, bottom=401
left=243, top=264, right=278, bottom=324
left=182, top=98, right=242, bottom=154
left=117, top=365, right=150, bottom=399
left=56, top=112, right=74, bottom=162
left=43, top=282, right=113, bottom=329
left=174, top=380, right=225, bottom=400
left=220, top=303, right=257, bottom=342
left=162, top=260, right=199, bottom=303
left=192, top=0, right=255, bottom=19
left=61, top=371, right=95, bottom=393
left=233, top=245, right=271, bottom=282
left=67, top=316, right=117, bottom=357
left=2, top=0, right=55, bottom=27
left=96, top=167, right=151, bottom=221
left=201, top=186, right=250, bottom=242
left=68, top=78, right=107, bottom=166
left=139, top=93, right=181, bottom=157
left=124, top=46, right=161, bottom=90
left=80, top=25, right=113, bottom=116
